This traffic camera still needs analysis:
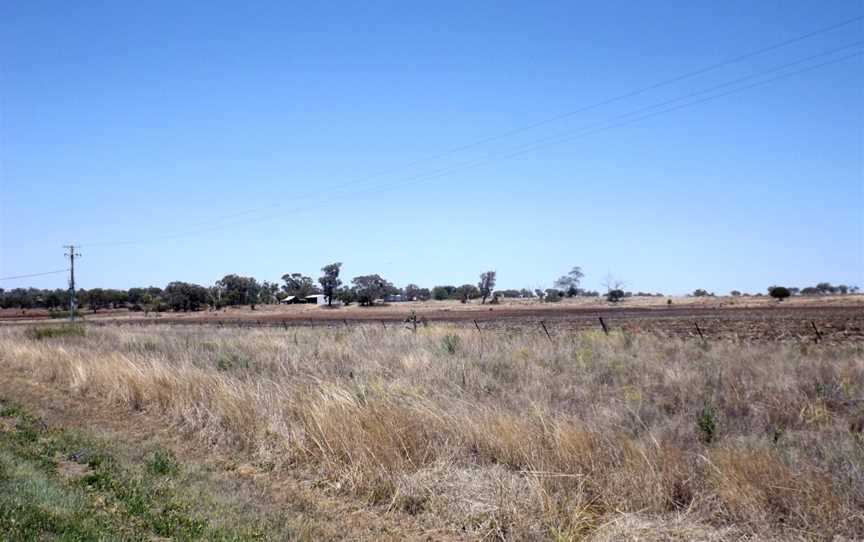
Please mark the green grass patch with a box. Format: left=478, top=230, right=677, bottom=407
left=0, top=398, right=282, bottom=541
left=216, top=352, right=251, bottom=371
left=25, top=324, right=86, bottom=341
left=146, top=448, right=179, bottom=476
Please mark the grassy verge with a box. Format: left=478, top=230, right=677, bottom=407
left=2, top=324, right=863, bottom=539
left=0, top=398, right=291, bottom=541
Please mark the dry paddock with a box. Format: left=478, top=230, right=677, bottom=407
left=1, top=321, right=863, bottom=540
left=44, top=304, right=864, bottom=344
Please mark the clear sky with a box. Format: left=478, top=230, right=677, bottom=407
left=1, top=1, right=862, bottom=295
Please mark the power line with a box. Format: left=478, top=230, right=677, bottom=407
left=230, top=49, right=864, bottom=221
left=0, top=269, right=69, bottom=281
left=80, top=14, right=864, bottom=246
left=80, top=44, right=863, bottom=247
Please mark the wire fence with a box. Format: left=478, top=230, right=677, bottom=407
left=40, top=310, right=861, bottom=344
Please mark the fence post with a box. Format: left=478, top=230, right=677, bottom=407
left=598, top=317, right=609, bottom=335
left=811, top=321, right=822, bottom=344
left=540, top=320, right=553, bottom=343
left=694, top=322, right=705, bottom=341
left=474, top=319, right=484, bottom=358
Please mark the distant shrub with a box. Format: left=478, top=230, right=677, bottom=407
left=693, top=289, right=710, bottom=297
left=768, top=286, right=791, bottom=301
left=216, top=352, right=250, bottom=371
left=26, top=324, right=86, bottom=340
left=544, top=289, right=562, bottom=302
left=730, top=290, right=742, bottom=297
left=432, top=286, right=456, bottom=301
left=606, top=289, right=624, bottom=303
left=47, top=310, right=74, bottom=319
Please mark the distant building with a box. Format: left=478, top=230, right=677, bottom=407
left=304, top=294, right=330, bottom=305
left=384, top=294, right=406, bottom=302
left=278, top=296, right=301, bottom=304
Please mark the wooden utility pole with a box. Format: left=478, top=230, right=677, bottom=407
left=63, top=245, right=81, bottom=322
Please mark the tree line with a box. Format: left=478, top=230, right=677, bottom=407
left=691, top=282, right=859, bottom=299
left=0, top=265, right=856, bottom=313
left=0, top=263, right=499, bottom=313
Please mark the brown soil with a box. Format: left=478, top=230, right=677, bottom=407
left=9, top=303, right=859, bottom=343
left=55, top=459, right=95, bottom=480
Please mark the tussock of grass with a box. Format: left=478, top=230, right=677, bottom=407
left=25, top=324, right=86, bottom=341
left=1, top=325, right=862, bottom=539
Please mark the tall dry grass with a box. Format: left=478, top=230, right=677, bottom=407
left=1, top=324, right=862, bottom=539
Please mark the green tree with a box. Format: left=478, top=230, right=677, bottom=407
left=281, top=273, right=319, bottom=298
left=165, top=282, right=208, bottom=312
left=351, top=274, right=394, bottom=306
left=554, top=266, right=584, bottom=294
left=545, top=289, right=563, bottom=302
left=318, top=263, right=342, bottom=307
left=455, top=284, right=480, bottom=303
left=607, top=289, right=625, bottom=303
left=432, top=285, right=456, bottom=301
left=87, top=288, right=107, bottom=313
left=768, top=286, right=791, bottom=301
left=816, top=282, right=836, bottom=295
left=216, top=274, right=262, bottom=309
left=478, top=271, right=497, bottom=304
left=259, top=281, right=280, bottom=304
left=336, top=286, right=355, bottom=306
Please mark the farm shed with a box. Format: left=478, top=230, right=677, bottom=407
left=278, top=296, right=302, bottom=304
left=304, top=294, right=331, bottom=305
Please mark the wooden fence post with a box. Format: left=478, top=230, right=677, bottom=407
left=540, top=320, right=553, bottom=343
left=811, top=321, right=822, bottom=344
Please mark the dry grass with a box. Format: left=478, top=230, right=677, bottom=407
left=1, top=324, right=862, bottom=540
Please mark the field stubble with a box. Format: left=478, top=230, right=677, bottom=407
left=1, top=324, right=863, bottom=540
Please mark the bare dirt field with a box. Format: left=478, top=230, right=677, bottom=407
left=5, top=295, right=862, bottom=343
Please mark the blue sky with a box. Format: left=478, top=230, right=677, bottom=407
left=1, top=1, right=862, bottom=295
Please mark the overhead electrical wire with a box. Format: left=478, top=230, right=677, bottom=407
left=78, top=13, right=864, bottom=247
left=80, top=44, right=863, bottom=247
left=0, top=269, right=69, bottom=281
